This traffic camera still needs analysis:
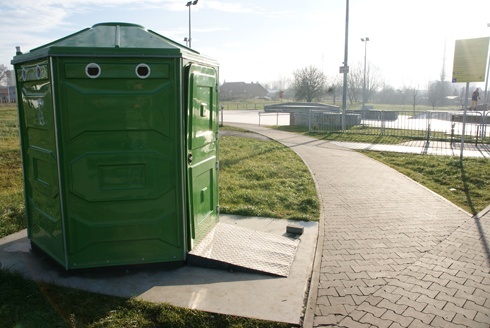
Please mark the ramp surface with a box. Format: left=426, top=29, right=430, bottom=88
left=188, top=222, right=299, bottom=277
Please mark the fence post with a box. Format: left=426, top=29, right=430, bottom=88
left=308, top=110, right=311, bottom=132
left=426, top=111, right=431, bottom=141
left=381, top=111, right=385, bottom=135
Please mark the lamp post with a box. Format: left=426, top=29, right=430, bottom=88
left=361, top=37, right=370, bottom=110
left=185, top=0, right=198, bottom=48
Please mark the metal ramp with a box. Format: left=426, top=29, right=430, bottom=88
left=187, top=222, right=300, bottom=277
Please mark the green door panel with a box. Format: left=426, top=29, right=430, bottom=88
left=55, top=57, right=185, bottom=268
left=187, top=64, right=219, bottom=248
left=15, top=59, right=65, bottom=266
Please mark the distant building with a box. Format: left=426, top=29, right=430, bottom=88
left=219, top=81, right=268, bottom=100
left=0, top=86, right=16, bottom=102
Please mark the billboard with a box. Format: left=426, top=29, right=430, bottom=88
left=452, top=37, right=489, bottom=83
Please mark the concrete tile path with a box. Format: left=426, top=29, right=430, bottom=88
left=227, top=123, right=490, bottom=328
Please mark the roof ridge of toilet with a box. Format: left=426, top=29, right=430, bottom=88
left=12, top=22, right=215, bottom=65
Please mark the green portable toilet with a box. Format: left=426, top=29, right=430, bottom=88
left=11, top=23, right=219, bottom=270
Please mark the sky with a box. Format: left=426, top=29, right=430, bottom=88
left=1, top=0, right=490, bottom=90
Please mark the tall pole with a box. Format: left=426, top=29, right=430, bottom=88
left=460, top=82, right=469, bottom=162
left=361, top=37, right=369, bottom=110
left=484, top=23, right=490, bottom=107
left=186, top=0, right=198, bottom=48
left=341, top=0, right=349, bottom=132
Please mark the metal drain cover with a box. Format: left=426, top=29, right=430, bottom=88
left=188, top=222, right=300, bottom=277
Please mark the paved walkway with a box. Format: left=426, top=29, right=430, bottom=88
left=330, top=140, right=490, bottom=159
left=227, top=123, right=490, bottom=328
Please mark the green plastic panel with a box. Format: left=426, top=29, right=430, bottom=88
left=53, top=57, right=185, bottom=269
left=15, top=59, right=65, bottom=266
left=186, top=64, right=219, bottom=248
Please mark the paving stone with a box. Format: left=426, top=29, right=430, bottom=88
left=452, top=313, right=489, bottom=328
left=435, top=292, right=466, bottom=307
left=439, top=272, right=467, bottom=285
left=338, top=316, right=373, bottom=328
left=396, top=296, right=427, bottom=312
left=336, top=286, right=364, bottom=297
left=318, top=287, right=339, bottom=297
left=359, top=286, right=381, bottom=296
left=377, top=299, right=408, bottom=315
left=314, top=314, right=344, bottom=326
left=380, top=310, right=414, bottom=328
left=346, top=310, right=367, bottom=322
left=463, top=300, right=490, bottom=316
left=385, top=278, right=413, bottom=291
left=373, top=289, right=402, bottom=303
left=422, top=304, right=455, bottom=322
left=410, top=285, right=439, bottom=299
left=363, top=278, right=387, bottom=287
left=443, top=302, right=477, bottom=320
left=359, top=312, right=393, bottom=328
left=427, top=282, right=458, bottom=297
left=407, top=319, right=433, bottom=328
left=402, top=307, right=435, bottom=325
left=316, top=295, right=331, bottom=306
left=392, top=288, right=422, bottom=301
left=454, top=289, right=486, bottom=306
left=446, top=280, right=476, bottom=295
left=347, top=272, right=372, bottom=280
left=352, top=295, right=369, bottom=306
left=420, top=273, right=449, bottom=286
left=416, top=294, right=446, bottom=309
left=342, top=279, right=366, bottom=288
left=365, top=296, right=384, bottom=306
left=318, top=304, right=349, bottom=316
left=430, top=316, right=467, bottom=328
left=328, top=295, right=356, bottom=307
left=474, top=312, right=490, bottom=325
left=357, top=302, right=387, bottom=318
left=472, top=287, right=490, bottom=300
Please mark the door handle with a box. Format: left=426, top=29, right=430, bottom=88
left=187, top=153, right=193, bottom=165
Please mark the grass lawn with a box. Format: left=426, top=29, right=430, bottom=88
left=0, top=269, right=287, bottom=328
left=362, top=151, right=489, bottom=215
left=219, top=134, right=319, bottom=220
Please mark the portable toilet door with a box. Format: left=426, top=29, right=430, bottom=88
left=185, top=63, right=220, bottom=250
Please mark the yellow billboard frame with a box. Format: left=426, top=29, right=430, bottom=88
left=452, top=37, right=489, bottom=83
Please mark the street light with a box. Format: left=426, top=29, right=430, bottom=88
left=361, top=37, right=370, bottom=110
left=185, top=0, right=198, bottom=48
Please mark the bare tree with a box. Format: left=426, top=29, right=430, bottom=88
left=404, top=85, right=420, bottom=115
left=427, top=82, right=439, bottom=110
left=292, top=66, right=327, bottom=102
left=0, top=65, right=9, bottom=86
left=326, top=76, right=343, bottom=105
left=347, top=65, right=363, bottom=104
left=347, top=62, right=383, bottom=105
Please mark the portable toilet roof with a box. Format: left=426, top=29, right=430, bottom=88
left=12, top=22, right=217, bottom=65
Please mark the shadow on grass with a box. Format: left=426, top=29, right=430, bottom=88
left=460, top=162, right=490, bottom=267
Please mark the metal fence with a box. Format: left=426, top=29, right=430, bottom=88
left=258, top=110, right=490, bottom=144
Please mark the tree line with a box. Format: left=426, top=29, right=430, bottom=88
left=264, top=63, right=477, bottom=111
